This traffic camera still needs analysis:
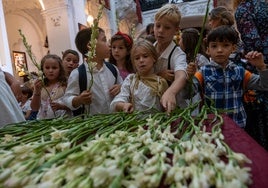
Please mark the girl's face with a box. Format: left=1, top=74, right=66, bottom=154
left=42, top=58, right=61, bottom=82
left=111, top=39, right=128, bottom=62
left=62, top=53, right=79, bottom=75
left=154, top=17, right=179, bottom=45
left=96, top=31, right=110, bottom=60
left=133, top=47, right=155, bottom=76
left=208, top=17, right=221, bottom=29
left=206, top=40, right=236, bottom=67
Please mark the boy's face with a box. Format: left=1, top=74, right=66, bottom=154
left=96, top=31, right=110, bottom=60
left=154, top=17, right=179, bottom=45
left=206, top=40, right=236, bottom=67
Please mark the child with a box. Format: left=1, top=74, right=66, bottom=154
left=179, top=28, right=210, bottom=67
left=109, top=31, right=134, bottom=80
left=19, top=85, right=33, bottom=120
left=110, top=39, right=168, bottom=113
left=63, top=27, right=123, bottom=116
left=62, top=49, right=80, bottom=78
left=31, top=54, right=71, bottom=119
left=208, top=6, right=235, bottom=29
left=0, top=69, right=25, bottom=127
left=187, top=25, right=268, bottom=128
left=153, top=3, right=188, bottom=114
left=179, top=28, right=210, bottom=115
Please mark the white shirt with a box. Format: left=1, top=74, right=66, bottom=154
left=110, top=74, right=163, bottom=112
left=20, top=99, right=31, bottom=114
left=154, top=41, right=188, bottom=108
left=64, top=62, right=123, bottom=115
left=154, top=41, right=187, bottom=73
left=0, top=68, right=25, bottom=127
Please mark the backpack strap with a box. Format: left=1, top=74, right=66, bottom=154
left=168, top=45, right=177, bottom=70
left=243, top=70, right=252, bottom=90
left=104, top=61, right=118, bottom=83
left=72, top=63, right=87, bottom=117
left=194, top=71, right=205, bottom=107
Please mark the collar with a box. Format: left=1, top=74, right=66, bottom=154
left=154, top=41, right=177, bottom=59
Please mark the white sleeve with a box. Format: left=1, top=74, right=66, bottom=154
left=110, top=74, right=132, bottom=111
left=171, top=47, right=187, bottom=72
left=63, top=69, right=81, bottom=110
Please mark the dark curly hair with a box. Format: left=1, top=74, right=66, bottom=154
left=109, top=32, right=134, bottom=73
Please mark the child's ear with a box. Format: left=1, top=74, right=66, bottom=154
left=206, top=47, right=210, bottom=56
left=232, top=44, right=237, bottom=52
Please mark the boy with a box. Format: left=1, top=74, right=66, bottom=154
left=153, top=3, right=188, bottom=114
left=187, top=25, right=268, bottom=128
left=63, top=27, right=123, bottom=116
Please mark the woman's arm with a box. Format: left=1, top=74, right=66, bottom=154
left=4, top=71, right=22, bottom=100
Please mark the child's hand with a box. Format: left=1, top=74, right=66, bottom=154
left=158, top=70, right=174, bottom=82
left=109, top=84, right=121, bottom=97
left=50, top=101, right=62, bottom=112
left=245, top=51, right=266, bottom=71
left=79, top=90, right=92, bottom=105
left=186, top=62, right=197, bottom=79
left=122, top=103, right=133, bottom=113
left=33, top=79, right=42, bottom=94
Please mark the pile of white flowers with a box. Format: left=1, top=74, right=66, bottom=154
left=0, top=105, right=252, bottom=188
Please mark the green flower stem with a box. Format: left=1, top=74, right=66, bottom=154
left=19, top=29, right=56, bottom=117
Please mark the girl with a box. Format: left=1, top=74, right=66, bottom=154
left=110, top=39, right=169, bottom=113
left=208, top=6, right=235, bottom=29
left=179, top=28, right=210, bottom=115
left=62, top=49, right=80, bottom=78
left=109, top=31, right=134, bottom=80
left=179, top=28, right=210, bottom=67
left=31, top=54, right=71, bottom=119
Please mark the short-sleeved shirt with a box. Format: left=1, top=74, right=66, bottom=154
left=154, top=41, right=187, bottom=73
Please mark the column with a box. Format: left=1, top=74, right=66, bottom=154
left=0, top=0, right=13, bottom=74
left=41, top=0, right=86, bottom=57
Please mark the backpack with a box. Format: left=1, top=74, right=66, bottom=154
left=194, top=69, right=252, bottom=104
left=72, top=61, right=118, bottom=116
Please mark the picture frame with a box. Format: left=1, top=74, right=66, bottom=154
left=12, top=51, right=28, bottom=77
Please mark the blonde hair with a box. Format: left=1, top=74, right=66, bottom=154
left=131, top=39, right=158, bottom=64
left=154, top=4, right=181, bottom=27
